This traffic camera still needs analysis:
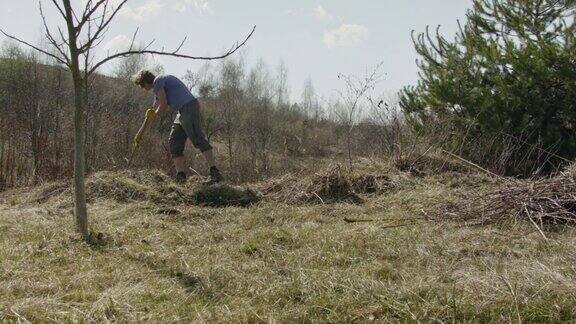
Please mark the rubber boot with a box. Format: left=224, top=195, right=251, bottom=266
left=175, top=171, right=187, bottom=184
left=206, top=166, right=224, bottom=184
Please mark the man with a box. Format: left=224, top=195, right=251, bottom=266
left=132, top=70, right=223, bottom=184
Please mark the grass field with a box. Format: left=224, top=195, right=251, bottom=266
left=1, top=165, right=575, bottom=322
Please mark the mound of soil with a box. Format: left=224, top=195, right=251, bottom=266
left=193, top=184, right=261, bottom=207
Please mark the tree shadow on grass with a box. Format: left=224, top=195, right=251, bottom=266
left=125, top=253, right=208, bottom=296
left=82, top=231, right=218, bottom=300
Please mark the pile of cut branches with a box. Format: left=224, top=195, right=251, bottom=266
left=440, top=164, right=576, bottom=232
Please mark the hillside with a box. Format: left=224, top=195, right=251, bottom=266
left=1, top=159, right=575, bottom=322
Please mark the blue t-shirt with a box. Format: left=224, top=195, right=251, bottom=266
left=153, top=75, right=196, bottom=111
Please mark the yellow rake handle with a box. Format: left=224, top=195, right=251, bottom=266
left=127, top=109, right=156, bottom=168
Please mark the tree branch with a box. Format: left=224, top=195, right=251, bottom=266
left=38, top=1, right=70, bottom=64
left=49, top=0, right=67, bottom=20
left=0, top=29, right=68, bottom=66
left=79, top=0, right=129, bottom=52
left=77, top=0, right=108, bottom=34
left=87, top=25, right=257, bottom=76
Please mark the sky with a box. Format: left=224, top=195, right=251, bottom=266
left=0, top=0, right=473, bottom=102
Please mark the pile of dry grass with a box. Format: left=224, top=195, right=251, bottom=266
left=31, top=170, right=260, bottom=208
left=440, top=164, right=576, bottom=230
left=394, top=153, right=467, bottom=176
left=87, top=171, right=160, bottom=202
left=31, top=166, right=392, bottom=207
left=34, top=181, right=70, bottom=203
left=31, top=170, right=175, bottom=204
left=75, top=170, right=196, bottom=205
left=262, top=165, right=389, bottom=205
left=351, top=174, right=384, bottom=194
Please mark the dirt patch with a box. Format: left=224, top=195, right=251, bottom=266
left=193, top=184, right=261, bottom=207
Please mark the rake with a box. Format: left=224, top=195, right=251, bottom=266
left=126, top=108, right=156, bottom=168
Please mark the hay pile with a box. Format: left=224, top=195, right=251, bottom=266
left=440, top=164, right=576, bottom=228
left=87, top=171, right=162, bottom=202
left=32, top=170, right=260, bottom=208
left=394, top=153, right=467, bottom=176
left=351, top=175, right=383, bottom=194
left=34, top=182, right=69, bottom=203
left=262, top=165, right=389, bottom=205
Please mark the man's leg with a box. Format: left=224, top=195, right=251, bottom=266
left=179, top=100, right=223, bottom=183
left=173, top=156, right=187, bottom=173
left=202, top=149, right=216, bottom=168
left=169, top=123, right=188, bottom=182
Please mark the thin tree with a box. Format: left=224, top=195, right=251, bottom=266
left=337, top=63, right=384, bottom=169
left=301, top=78, right=320, bottom=119
left=1, top=0, right=255, bottom=240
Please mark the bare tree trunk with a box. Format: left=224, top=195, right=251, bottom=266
left=347, top=128, right=353, bottom=170
left=62, top=0, right=88, bottom=239
left=72, top=72, right=88, bottom=238
left=227, top=127, right=233, bottom=169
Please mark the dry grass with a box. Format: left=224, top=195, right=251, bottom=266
left=261, top=164, right=392, bottom=205
left=27, top=170, right=260, bottom=208
left=440, top=164, right=576, bottom=232
left=393, top=152, right=469, bottom=177
left=1, top=165, right=576, bottom=322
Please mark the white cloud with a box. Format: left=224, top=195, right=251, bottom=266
left=103, top=34, right=140, bottom=54
left=314, top=5, right=333, bottom=21
left=119, top=0, right=164, bottom=21
left=323, top=24, right=369, bottom=48
left=78, top=0, right=161, bottom=20
left=78, top=0, right=210, bottom=21
left=173, top=2, right=187, bottom=13
left=173, top=0, right=212, bottom=15
left=313, top=5, right=342, bottom=22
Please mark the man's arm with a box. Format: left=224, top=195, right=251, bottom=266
left=136, top=88, right=168, bottom=141
left=154, top=88, right=170, bottom=114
